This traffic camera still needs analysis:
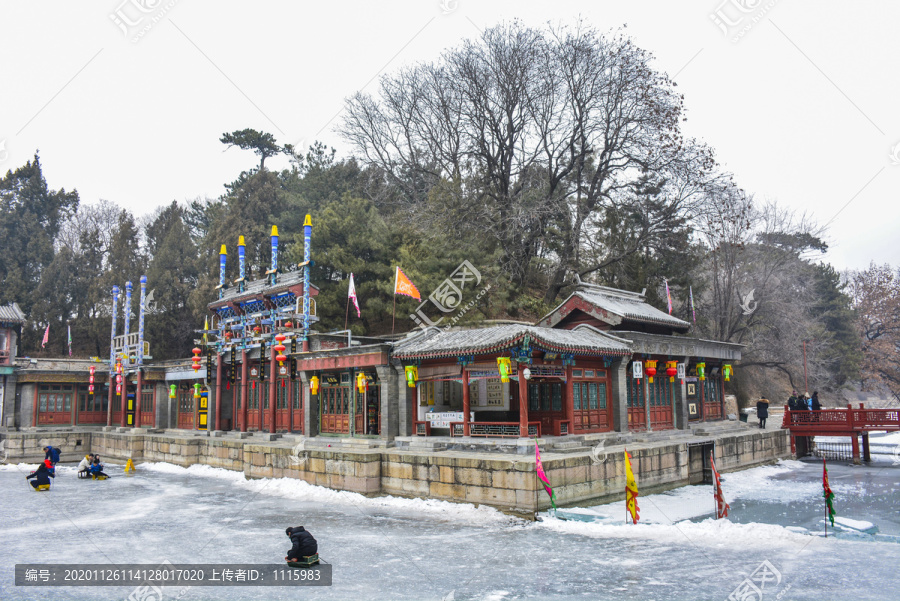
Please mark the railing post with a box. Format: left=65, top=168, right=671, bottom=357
left=847, top=403, right=854, bottom=431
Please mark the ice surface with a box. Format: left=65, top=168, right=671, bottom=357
left=1, top=454, right=898, bottom=601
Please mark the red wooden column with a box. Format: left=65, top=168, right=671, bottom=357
left=462, top=368, right=471, bottom=436
left=215, top=352, right=223, bottom=431
left=410, top=383, right=418, bottom=435
left=135, top=369, right=142, bottom=428
left=240, top=349, right=248, bottom=432
left=72, top=385, right=79, bottom=426
left=106, top=378, right=114, bottom=427
left=268, top=345, right=277, bottom=433
left=120, top=380, right=127, bottom=427
left=565, top=365, right=575, bottom=435
left=518, top=369, right=529, bottom=437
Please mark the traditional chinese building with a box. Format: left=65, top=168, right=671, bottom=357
left=0, top=303, right=26, bottom=428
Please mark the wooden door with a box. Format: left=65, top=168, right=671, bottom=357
left=246, top=382, right=261, bottom=430
left=627, top=377, right=647, bottom=431
left=528, top=381, right=565, bottom=435
left=36, top=385, right=74, bottom=425
left=702, top=377, right=723, bottom=420
left=648, top=378, right=674, bottom=430
left=290, top=380, right=303, bottom=433
left=320, top=386, right=350, bottom=434
left=76, top=386, right=107, bottom=425
left=573, top=380, right=612, bottom=432
left=275, top=377, right=291, bottom=431
left=140, top=384, right=155, bottom=427
left=177, top=387, right=194, bottom=429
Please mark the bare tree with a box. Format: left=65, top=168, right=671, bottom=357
left=849, top=263, right=900, bottom=400
left=341, top=21, right=716, bottom=300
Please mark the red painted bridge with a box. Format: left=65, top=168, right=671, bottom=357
left=781, top=403, right=900, bottom=463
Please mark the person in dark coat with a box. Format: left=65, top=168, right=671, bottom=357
left=285, top=526, right=317, bottom=561
left=787, top=392, right=798, bottom=411
left=811, top=391, right=821, bottom=411
left=756, top=398, right=770, bottom=429
left=26, top=460, right=56, bottom=489
left=43, top=445, right=61, bottom=466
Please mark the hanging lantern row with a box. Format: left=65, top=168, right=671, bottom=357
left=89, top=365, right=95, bottom=394
left=191, top=347, right=202, bottom=372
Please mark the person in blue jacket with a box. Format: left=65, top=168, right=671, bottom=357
left=89, top=457, right=109, bottom=479
left=26, top=460, right=56, bottom=489
left=43, top=445, right=61, bottom=466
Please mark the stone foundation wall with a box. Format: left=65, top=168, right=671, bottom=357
left=0, top=429, right=790, bottom=514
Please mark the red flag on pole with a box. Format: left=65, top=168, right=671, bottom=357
left=41, top=324, right=50, bottom=348
left=711, top=451, right=730, bottom=519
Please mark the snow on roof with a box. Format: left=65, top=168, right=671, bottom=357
left=0, top=302, right=26, bottom=325
left=392, top=323, right=631, bottom=360
left=540, top=285, right=690, bottom=332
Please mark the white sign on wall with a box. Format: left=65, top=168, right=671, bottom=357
left=424, top=412, right=476, bottom=428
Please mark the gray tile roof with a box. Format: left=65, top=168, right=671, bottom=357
left=540, top=286, right=690, bottom=332
left=208, top=269, right=319, bottom=309
left=0, top=302, right=26, bottom=324
left=393, top=324, right=631, bottom=360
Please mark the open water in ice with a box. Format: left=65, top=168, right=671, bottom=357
left=1, top=432, right=898, bottom=601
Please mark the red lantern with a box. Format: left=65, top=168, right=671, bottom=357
left=666, top=360, right=678, bottom=382
left=284, top=321, right=293, bottom=328
left=645, top=360, right=657, bottom=384
left=274, top=333, right=287, bottom=366
left=192, top=347, right=202, bottom=372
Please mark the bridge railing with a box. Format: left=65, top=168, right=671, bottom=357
left=782, top=403, right=900, bottom=431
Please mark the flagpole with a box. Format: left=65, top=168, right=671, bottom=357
left=824, top=458, right=828, bottom=539
left=344, top=291, right=350, bottom=331
left=392, top=267, right=398, bottom=336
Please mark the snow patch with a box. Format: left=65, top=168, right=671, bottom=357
left=139, top=462, right=515, bottom=525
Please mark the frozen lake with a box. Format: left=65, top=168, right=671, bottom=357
left=1, top=437, right=898, bottom=601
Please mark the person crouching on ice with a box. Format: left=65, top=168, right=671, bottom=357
left=285, top=526, right=317, bottom=562
left=26, top=460, right=56, bottom=489
left=77, top=453, right=94, bottom=476
left=90, top=457, right=109, bottom=479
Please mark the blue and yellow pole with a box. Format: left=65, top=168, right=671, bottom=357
left=238, top=235, right=246, bottom=292
left=218, top=245, right=227, bottom=299
left=270, top=225, right=279, bottom=285
left=302, top=214, right=311, bottom=349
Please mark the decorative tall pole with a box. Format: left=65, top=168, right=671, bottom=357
left=270, top=226, right=279, bottom=286
left=138, top=276, right=147, bottom=367
left=302, top=214, right=312, bottom=351
left=238, top=235, right=246, bottom=293
left=108, top=285, right=119, bottom=427
left=123, top=281, right=133, bottom=364
left=218, top=245, right=228, bottom=299
left=136, top=276, right=147, bottom=428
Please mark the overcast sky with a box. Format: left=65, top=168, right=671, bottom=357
left=1, top=1, right=897, bottom=271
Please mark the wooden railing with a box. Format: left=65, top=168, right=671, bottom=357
left=449, top=421, right=541, bottom=438
left=782, top=403, right=900, bottom=432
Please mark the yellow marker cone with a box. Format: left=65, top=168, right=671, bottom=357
left=125, top=458, right=135, bottom=473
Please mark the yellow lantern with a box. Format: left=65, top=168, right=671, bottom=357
left=497, top=357, right=511, bottom=383
left=356, top=372, right=367, bottom=393
left=405, top=366, right=418, bottom=388
left=310, top=376, right=320, bottom=395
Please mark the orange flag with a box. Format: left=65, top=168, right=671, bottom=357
left=394, top=267, right=421, bottom=300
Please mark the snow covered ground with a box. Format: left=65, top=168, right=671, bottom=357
left=1, top=451, right=898, bottom=601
